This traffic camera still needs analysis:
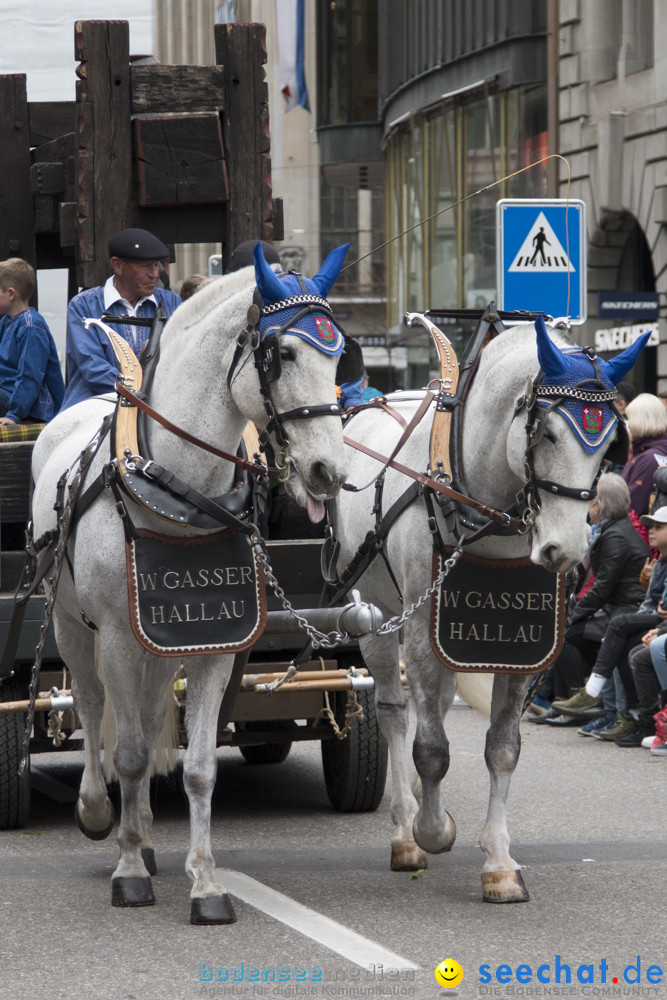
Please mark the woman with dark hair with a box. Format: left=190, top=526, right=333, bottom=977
left=527, top=473, right=650, bottom=724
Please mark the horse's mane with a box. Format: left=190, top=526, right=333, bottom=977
left=480, top=319, right=575, bottom=365
left=160, top=263, right=279, bottom=344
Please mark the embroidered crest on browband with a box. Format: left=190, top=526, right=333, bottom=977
left=253, top=242, right=349, bottom=357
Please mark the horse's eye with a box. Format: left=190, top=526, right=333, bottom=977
left=543, top=425, right=556, bottom=444
left=280, top=345, right=296, bottom=362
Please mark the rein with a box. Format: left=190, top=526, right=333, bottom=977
left=342, top=432, right=523, bottom=531
left=115, top=381, right=274, bottom=478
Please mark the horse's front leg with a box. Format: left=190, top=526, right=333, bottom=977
left=479, top=672, right=532, bottom=903
left=405, top=617, right=458, bottom=857
left=359, top=630, right=426, bottom=872
left=182, top=656, right=236, bottom=924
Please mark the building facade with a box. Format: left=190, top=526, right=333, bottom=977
left=153, top=0, right=666, bottom=391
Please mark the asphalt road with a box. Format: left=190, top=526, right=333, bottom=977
left=1, top=700, right=665, bottom=1000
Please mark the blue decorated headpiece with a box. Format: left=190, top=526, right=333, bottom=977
left=253, top=242, right=349, bottom=357
left=534, top=314, right=651, bottom=454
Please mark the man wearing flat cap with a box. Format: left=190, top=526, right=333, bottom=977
left=61, top=227, right=182, bottom=410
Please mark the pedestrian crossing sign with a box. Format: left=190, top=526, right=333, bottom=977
left=496, top=199, right=587, bottom=323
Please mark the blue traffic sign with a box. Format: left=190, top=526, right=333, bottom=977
left=496, top=199, right=587, bottom=323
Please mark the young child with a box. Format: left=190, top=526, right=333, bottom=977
left=0, top=258, right=65, bottom=425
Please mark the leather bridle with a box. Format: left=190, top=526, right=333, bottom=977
left=512, top=362, right=621, bottom=529
left=226, top=281, right=344, bottom=479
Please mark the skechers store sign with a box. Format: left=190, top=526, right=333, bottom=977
left=594, top=323, right=659, bottom=354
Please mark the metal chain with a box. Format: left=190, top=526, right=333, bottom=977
left=375, top=540, right=465, bottom=635
left=19, top=423, right=109, bottom=775
left=251, top=530, right=349, bottom=649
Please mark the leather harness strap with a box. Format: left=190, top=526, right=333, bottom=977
left=342, top=434, right=523, bottom=531
left=342, top=391, right=436, bottom=494
left=115, top=381, right=273, bottom=478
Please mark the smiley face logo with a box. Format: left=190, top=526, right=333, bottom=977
left=435, top=959, right=464, bottom=988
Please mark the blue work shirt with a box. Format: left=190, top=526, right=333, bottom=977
left=0, top=307, right=65, bottom=422
left=61, top=278, right=181, bottom=410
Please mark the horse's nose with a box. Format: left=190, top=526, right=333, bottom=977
left=309, top=460, right=344, bottom=497
left=541, top=542, right=574, bottom=573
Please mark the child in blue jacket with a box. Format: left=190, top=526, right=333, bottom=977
left=0, top=258, right=64, bottom=425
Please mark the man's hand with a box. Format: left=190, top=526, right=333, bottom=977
left=0, top=417, right=17, bottom=426
left=642, top=628, right=659, bottom=647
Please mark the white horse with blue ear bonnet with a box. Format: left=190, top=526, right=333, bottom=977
left=329, top=313, right=649, bottom=902
left=29, top=240, right=350, bottom=924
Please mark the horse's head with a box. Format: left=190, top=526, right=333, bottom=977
left=505, top=315, right=650, bottom=572
left=228, top=242, right=351, bottom=521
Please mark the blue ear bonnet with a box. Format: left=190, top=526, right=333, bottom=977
left=538, top=351, right=618, bottom=454
left=258, top=272, right=344, bottom=357
left=253, top=242, right=348, bottom=357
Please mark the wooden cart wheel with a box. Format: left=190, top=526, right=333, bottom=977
left=321, top=656, right=388, bottom=812
left=0, top=675, right=31, bottom=829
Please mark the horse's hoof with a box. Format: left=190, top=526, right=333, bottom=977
left=141, top=847, right=157, bottom=877
left=74, top=798, right=115, bottom=841
left=111, top=876, right=156, bottom=907
left=413, top=810, right=457, bottom=854
left=191, top=894, right=237, bottom=925
left=391, top=840, right=428, bottom=871
left=482, top=869, right=530, bottom=903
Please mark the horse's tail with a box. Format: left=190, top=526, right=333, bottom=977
left=456, top=674, right=493, bottom=718
left=96, top=636, right=180, bottom=782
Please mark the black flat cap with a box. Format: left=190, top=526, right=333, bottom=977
left=108, top=228, right=169, bottom=260
left=228, top=239, right=281, bottom=272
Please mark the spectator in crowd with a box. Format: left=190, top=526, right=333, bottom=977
left=614, top=380, right=637, bottom=416
left=0, top=257, right=64, bottom=426
left=526, top=473, right=650, bottom=725
left=61, top=228, right=181, bottom=410
left=179, top=274, right=213, bottom=300
left=621, top=393, right=667, bottom=516
left=362, top=371, right=383, bottom=402
left=619, top=622, right=667, bottom=748
left=227, top=240, right=281, bottom=273
left=550, top=505, right=667, bottom=738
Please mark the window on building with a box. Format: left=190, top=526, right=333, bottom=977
left=385, top=84, right=548, bottom=331
left=319, top=0, right=378, bottom=125
left=320, top=181, right=385, bottom=296
left=620, top=0, right=654, bottom=75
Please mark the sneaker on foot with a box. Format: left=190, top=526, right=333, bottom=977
left=544, top=713, right=579, bottom=726
left=592, top=716, right=634, bottom=741
left=578, top=714, right=615, bottom=737
left=552, top=688, right=604, bottom=718
left=615, top=723, right=655, bottom=747
left=641, top=735, right=656, bottom=748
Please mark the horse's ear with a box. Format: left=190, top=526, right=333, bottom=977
left=311, top=243, right=351, bottom=297
left=254, top=241, right=285, bottom=303
left=535, top=313, right=571, bottom=380
left=599, top=330, right=652, bottom=384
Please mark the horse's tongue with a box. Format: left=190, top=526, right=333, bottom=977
left=306, top=493, right=325, bottom=523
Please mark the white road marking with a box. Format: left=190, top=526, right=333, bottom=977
left=221, top=870, right=419, bottom=971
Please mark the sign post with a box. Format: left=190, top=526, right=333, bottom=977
left=496, top=199, right=587, bottom=323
